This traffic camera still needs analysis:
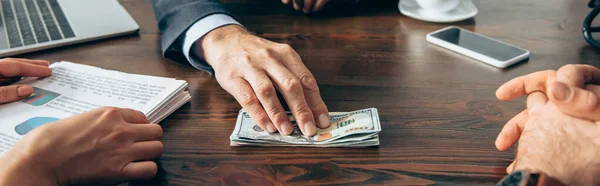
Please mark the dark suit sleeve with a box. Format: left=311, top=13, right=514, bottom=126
left=152, top=0, right=234, bottom=64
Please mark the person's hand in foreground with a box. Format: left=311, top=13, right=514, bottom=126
left=195, top=25, right=329, bottom=137
left=494, top=64, right=600, bottom=185
left=0, top=58, right=52, bottom=103
left=508, top=94, right=600, bottom=185
left=0, top=107, right=164, bottom=186
left=494, top=64, right=600, bottom=151
left=281, top=0, right=332, bottom=13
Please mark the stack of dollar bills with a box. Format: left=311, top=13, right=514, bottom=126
left=230, top=108, right=381, bottom=147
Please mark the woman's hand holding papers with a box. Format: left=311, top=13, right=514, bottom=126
left=0, top=107, right=163, bottom=186
left=0, top=58, right=52, bottom=104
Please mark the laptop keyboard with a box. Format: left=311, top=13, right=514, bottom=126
left=0, top=0, right=76, bottom=50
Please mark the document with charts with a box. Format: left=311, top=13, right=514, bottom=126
left=0, top=62, right=190, bottom=155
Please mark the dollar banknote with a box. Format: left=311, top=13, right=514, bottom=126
left=230, top=108, right=381, bottom=147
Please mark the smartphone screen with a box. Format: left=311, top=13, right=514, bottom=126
left=429, top=28, right=527, bottom=62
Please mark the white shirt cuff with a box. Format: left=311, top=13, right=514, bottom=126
left=182, top=14, right=240, bottom=70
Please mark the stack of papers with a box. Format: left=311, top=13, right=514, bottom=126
left=0, top=61, right=190, bottom=154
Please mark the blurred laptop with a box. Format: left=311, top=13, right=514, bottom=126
left=0, top=0, right=139, bottom=57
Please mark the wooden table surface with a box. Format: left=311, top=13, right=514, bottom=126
left=18, top=0, right=600, bottom=185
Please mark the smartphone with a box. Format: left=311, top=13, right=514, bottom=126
left=426, top=26, right=530, bottom=68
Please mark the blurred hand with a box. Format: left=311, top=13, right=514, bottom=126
left=0, top=107, right=164, bottom=186
left=494, top=64, right=600, bottom=151
left=195, top=25, right=329, bottom=137
left=0, top=58, right=52, bottom=103
left=281, top=0, right=331, bottom=13
left=510, top=100, right=600, bottom=185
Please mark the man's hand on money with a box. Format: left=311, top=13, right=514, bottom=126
left=195, top=25, right=330, bottom=137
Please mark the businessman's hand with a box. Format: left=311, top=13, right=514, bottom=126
left=510, top=101, right=600, bottom=185
left=495, top=64, right=600, bottom=150
left=0, top=107, right=163, bottom=186
left=0, top=58, right=52, bottom=103
left=195, top=25, right=329, bottom=137
left=281, top=0, right=331, bottom=13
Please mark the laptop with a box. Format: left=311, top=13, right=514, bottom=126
left=0, top=0, right=139, bottom=57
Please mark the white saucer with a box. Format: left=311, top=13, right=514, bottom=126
left=399, top=0, right=478, bottom=23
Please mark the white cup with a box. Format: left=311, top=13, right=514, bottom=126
left=416, top=0, right=461, bottom=12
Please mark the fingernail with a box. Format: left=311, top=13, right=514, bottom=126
left=552, top=82, right=571, bottom=101
left=303, top=121, right=316, bottom=137
left=303, top=9, right=310, bottom=13
left=17, top=86, right=33, bottom=97
left=281, top=123, right=293, bottom=135
left=266, top=124, right=277, bottom=133
left=318, top=114, right=330, bottom=128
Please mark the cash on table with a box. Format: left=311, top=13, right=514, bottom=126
left=230, top=108, right=381, bottom=147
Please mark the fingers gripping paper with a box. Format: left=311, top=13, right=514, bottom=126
left=0, top=62, right=190, bottom=155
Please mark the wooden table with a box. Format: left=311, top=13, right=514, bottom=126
left=18, top=0, right=600, bottom=185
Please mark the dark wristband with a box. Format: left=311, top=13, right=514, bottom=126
left=496, top=170, right=566, bottom=186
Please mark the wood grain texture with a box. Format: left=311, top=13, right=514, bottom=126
left=16, top=0, right=600, bottom=185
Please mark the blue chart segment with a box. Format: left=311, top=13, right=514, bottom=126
left=15, top=117, right=59, bottom=135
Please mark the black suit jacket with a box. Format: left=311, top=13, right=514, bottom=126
left=152, top=0, right=235, bottom=65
